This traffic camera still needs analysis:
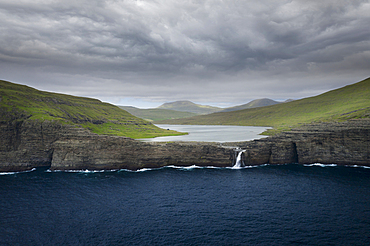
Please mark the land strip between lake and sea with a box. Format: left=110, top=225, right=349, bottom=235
left=0, top=78, right=369, bottom=172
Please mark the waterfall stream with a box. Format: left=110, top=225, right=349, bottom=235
left=233, top=149, right=246, bottom=168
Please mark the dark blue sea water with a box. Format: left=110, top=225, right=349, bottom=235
left=1, top=164, right=370, bottom=246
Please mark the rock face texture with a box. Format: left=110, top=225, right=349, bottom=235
left=51, top=136, right=232, bottom=171
left=229, top=120, right=370, bottom=166
left=0, top=119, right=369, bottom=172
left=0, top=120, right=232, bottom=171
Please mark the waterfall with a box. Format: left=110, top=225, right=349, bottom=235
left=233, top=149, right=246, bottom=168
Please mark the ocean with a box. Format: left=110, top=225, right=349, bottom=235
left=1, top=164, right=370, bottom=245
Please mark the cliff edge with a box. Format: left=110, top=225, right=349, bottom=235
left=1, top=79, right=369, bottom=172
left=0, top=118, right=369, bottom=172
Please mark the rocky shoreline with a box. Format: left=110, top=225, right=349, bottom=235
left=1, top=119, right=369, bottom=172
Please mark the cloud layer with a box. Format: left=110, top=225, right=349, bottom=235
left=1, top=0, right=369, bottom=107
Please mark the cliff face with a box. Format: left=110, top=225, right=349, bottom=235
left=0, top=120, right=64, bottom=171
left=0, top=119, right=232, bottom=171
left=230, top=120, right=370, bottom=166
left=0, top=119, right=369, bottom=172
left=51, top=136, right=232, bottom=171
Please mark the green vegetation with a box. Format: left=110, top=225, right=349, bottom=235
left=119, top=99, right=283, bottom=122
left=157, top=100, right=222, bottom=114
left=0, top=80, right=185, bottom=139
left=221, top=98, right=280, bottom=112
left=118, top=106, right=197, bottom=122
left=158, top=78, right=370, bottom=134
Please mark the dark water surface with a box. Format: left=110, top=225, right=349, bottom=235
left=1, top=165, right=370, bottom=245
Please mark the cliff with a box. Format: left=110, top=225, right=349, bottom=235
left=0, top=119, right=369, bottom=172
left=0, top=119, right=231, bottom=172
left=228, top=119, right=370, bottom=166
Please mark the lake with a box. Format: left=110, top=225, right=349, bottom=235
left=140, top=124, right=271, bottom=142
left=1, top=165, right=370, bottom=245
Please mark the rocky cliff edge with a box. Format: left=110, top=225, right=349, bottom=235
left=0, top=119, right=369, bottom=172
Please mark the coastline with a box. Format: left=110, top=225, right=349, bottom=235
left=1, top=119, right=369, bottom=172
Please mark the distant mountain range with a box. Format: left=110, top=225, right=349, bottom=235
left=119, top=99, right=290, bottom=122
left=157, top=100, right=221, bottom=114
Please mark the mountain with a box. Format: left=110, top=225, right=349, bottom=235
left=118, top=106, right=197, bottom=122
left=0, top=80, right=184, bottom=139
left=157, top=100, right=222, bottom=114
left=157, top=77, right=370, bottom=134
left=222, top=98, right=280, bottom=112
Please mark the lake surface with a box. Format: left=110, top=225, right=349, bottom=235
left=141, top=124, right=270, bottom=142
left=1, top=164, right=370, bottom=245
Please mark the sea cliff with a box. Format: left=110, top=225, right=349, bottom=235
left=228, top=119, right=370, bottom=166
left=0, top=119, right=369, bottom=172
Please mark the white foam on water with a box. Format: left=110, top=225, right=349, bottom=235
left=181, top=165, right=203, bottom=169
left=226, top=165, right=260, bottom=170
left=347, top=165, right=370, bottom=169
left=0, top=168, right=36, bottom=175
left=203, top=166, right=223, bottom=169
left=230, top=165, right=244, bottom=170
left=303, top=163, right=338, bottom=167
left=136, top=168, right=155, bottom=172
left=166, top=165, right=204, bottom=170
left=43, top=163, right=370, bottom=174
left=0, top=172, right=17, bottom=175
left=47, top=169, right=117, bottom=173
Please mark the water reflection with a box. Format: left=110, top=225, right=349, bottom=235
left=140, top=124, right=271, bottom=142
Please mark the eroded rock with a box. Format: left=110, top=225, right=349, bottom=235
left=0, top=119, right=369, bottom=172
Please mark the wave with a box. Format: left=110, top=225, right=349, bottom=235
left=0, top=168, right=36, bottom=175
left=47, top=169, right=118, bottom=173
left=26, top=163, right=370, bottom=174
left=303, top=163, right=338, bottom=167
left=347, top=165, right=370, bottom=169
left=227, top=165, right=265, bottom=170
left=166, top=165, right=212, bottom=170
left=135, top=168, right=157, bottom=172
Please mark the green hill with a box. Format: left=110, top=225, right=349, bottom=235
left=158, top=100, right=222, bottom=114
left=0, top=80, right=185, bottom=139
left=158, top=77, right=370, bottom=134
left=118, top=106, right=197, bottom=122
left=221, top=98, right=280, bottom=112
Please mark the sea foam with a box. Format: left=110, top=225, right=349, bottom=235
left=0, top=168, right=36, bottom=175
left=303, top=163, right=338, bottom=167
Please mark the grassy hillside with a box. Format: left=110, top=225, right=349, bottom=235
left=221, top=98, right=280, bottom=112
left=158, top=100, right=222, bottom=114
left=158, top=77, right=370, bottom=134
left=0, top=80, right=185, bottom=139
left=118, top=106, right=197, bottom=122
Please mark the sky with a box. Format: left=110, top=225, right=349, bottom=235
left=0, top=0, right=369, bottom=108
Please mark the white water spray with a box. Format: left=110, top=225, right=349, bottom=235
left=233, top=149, right=246, bottom=168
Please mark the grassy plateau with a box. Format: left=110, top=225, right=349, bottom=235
left=0, top=80, right=185, bottom=139
left=157, top=77, right=370, bottom=135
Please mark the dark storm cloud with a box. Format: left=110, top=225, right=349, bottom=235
left=0, top=0, right=369, bottom=107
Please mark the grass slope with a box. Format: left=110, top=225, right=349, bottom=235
left=118, top=106, right=197, bottom=122
left=221, top=98, right=280, bottom=112
left=0, top=80, right=185, bottom=139
left=158, top=77, right=370, bottom=134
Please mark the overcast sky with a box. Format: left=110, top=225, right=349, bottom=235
left=0, top=0, right=369, bottom=108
